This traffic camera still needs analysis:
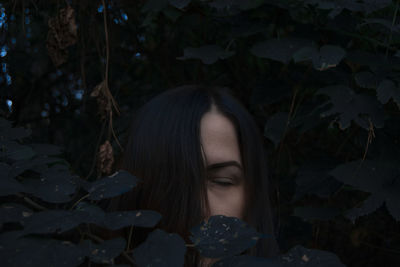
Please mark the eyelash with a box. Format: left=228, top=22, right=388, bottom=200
left=209, top=177, right=234, bottom=186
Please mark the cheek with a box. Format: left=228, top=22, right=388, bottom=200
left=206, top=185, right=245, bottom=219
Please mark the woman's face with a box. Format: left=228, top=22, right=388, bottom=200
left=200, top=106, right=245, bottom=219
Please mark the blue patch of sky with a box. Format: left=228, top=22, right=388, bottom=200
left=113, top=18, right=119, bottom=24
left=74, top=90, right=84, bottom=100
left=11, top=38, right=16, bottom=44
left=135, top=52, right=141, bottom=58
left=6, top=74, right=12, bottom=85
left=98, top=5, right=104, bottom=13
left=25, top=8, right=29, bottom=14
left=0, top=6, right=7, bottom=29
left=137, top=35, right=145, bottom=42
left=62, top=95, right=69, bottom=106
left=1, top=45, right=8, bottom=57
left=41, top=110, right=48, bottom=117
left=2, top=63, right=7, bottom=73
left=6, top=100, right=12, bottom=111
left=121, top=11, right=128, bottom=21
left=25, top=16, right=30, bottom=25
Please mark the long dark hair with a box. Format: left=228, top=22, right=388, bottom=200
left=107, top=85, right=279, bottom=265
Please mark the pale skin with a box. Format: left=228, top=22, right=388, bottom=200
left=199, top=105, right=246, bottom=266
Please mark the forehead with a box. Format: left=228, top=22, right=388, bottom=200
left=200, top=108, right=241, bottom=165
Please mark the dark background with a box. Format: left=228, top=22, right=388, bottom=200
left=1, top=0, right=400, bottom=266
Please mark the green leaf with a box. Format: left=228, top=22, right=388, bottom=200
left=178, top=45, right=234, bottom=64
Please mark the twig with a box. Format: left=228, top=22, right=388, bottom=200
left=69, top=194, right=90, bottom=210
left=126, top=226, right=134, bottom=251
left=85, top=121, right=107, bottom=180
left=16, top=193, right=47, bottom=211
left=386, top=0, right=399, bottom=58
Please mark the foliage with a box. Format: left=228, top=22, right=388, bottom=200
left=1, top=0, right=400, bottom=266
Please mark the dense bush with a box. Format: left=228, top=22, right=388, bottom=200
left=1, top=0, right=400, bottom=266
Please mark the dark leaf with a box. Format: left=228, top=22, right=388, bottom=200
left=168, top=0, right=191, bottom=9
left=0, top=176, right=26, bottom=197
left=251, top=38, right=311, bottom=64
left=280, top=245, right=345, bottom=267
left=1, top=141, right=35, bottom=161
left=330, top=159, right=400, bottom=221
left=142, top=0, right=168, bottom=13
left=10, top=156, right=64, bottom=177
left=1, top=237, right=86, bottom=267
left=177, top=45, right=234, bottom=64
left=292, top=46, right=318, bottom=63
left=294, top=206, right=341, bottom=221
left=318, top=85, right=385, bottom=129
left=75, top=202, right=162, bottom=230
left=312, top=45, right=346, bottom=71
left=82, top=238, right=126, bottom=264
left=264, top=112, right=289, bottom=147
left=0, top=127, right=31, bottom=141
left=21, top=168, right=77, bottom=203
left=30, top=143, right=63, bottom=156
left=212, top=255, right=280, bottom=267
left=190, top=215, right=264, bottom=258
left=295, top=159, right=342, bottom=200
left=354, top=71, right=378, bottom=89
left=209, top=0, right=265, bottom=11
left=103, top=210, right=161, bottom=230
left=22, top=210, right=81, bottom=235
left=377, top=79, right=400, bottom=108
left=346, top=193, right=385, bottom=222
left=0, top=203, right=33, bottom=224
left=86, top=170, right=138, bottom=200
left=132, top=229, right=186, bottom=267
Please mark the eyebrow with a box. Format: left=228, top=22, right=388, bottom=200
left=207, top=161, right=243, bottom=171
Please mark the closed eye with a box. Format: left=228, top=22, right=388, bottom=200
left=210, top=177, right=235, bottom=186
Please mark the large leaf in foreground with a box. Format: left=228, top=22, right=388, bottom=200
left=132, top=229, right=186, bottom=267
left=318, top=85, right=384, bottom=129
left=330, top=159, right=400, bottom=221
left=81, top=238, right=126, bottom=264
left=190, top=215, right=264, bottom=258
left=280, top=245, right=345, bottom=267
left=213, top=255, right=280, bottom=267
left=177, top=45, right=234, bottom=64
left=1, top=237, right=86, bottom=267
left=85, top=170, right=138, bottom=200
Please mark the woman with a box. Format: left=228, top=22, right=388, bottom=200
left=108, top=85, right=279, bottom=266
